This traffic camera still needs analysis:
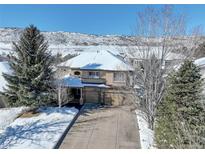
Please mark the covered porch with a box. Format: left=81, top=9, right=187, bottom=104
left=60, top=76, right=110, bottom=105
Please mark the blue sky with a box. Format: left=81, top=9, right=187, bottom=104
left=0, top=4, right=205, bottom=35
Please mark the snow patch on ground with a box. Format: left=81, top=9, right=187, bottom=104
left=0, top=61, right=12, bottom=91
left=135, top=110, right=154, bottom=149
left=0, top=107, right=29, bottom=132
left=0, top=107, right=78, bottom=149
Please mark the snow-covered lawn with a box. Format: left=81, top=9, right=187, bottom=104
left=0, top=107, right=29, bottom=132
left=0, top=107, right=78, bottom=149
left=135, top=110, right=154, bottom=149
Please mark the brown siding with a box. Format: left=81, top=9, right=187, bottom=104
left=104, top=89, right=127, bottom=106
left=56, top=68, right=130, bottom=87
left=83, top=88, right=128, bottom=106
left=104, top=72, right=113, bottom=85
left=54, top=67, right=72, bottom=78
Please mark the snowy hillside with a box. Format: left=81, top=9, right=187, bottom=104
left=0, top=27, right=138, bottom=46
left=0, top=27, right=203, bottom=56
left=0, top=27, right=136, bottom=56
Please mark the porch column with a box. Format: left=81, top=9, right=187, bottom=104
left=80, top=88, right=83, bottom=105
left=103, top=90, right=105, bottom=105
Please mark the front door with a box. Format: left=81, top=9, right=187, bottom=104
left=72, top=88, right=81, bottom=99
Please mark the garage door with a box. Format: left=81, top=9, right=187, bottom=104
left=84, top=88, right=99, bottom=103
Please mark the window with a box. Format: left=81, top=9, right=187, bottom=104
left=88, top=71, right=100, bottom=78
left=74, top=71, right=81, bottom=76
left=113, top=72, right=126, bottom=82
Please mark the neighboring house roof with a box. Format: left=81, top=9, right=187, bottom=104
left=58, top=50, right=134, bottom=71
left=59, top=76, right=109, bottom=88
left=0, top=61, right=11, bottom=91
left=194, top=57, right=205, bottom=79
left=194, top=57, right=205, bottom=67
left=165, top=52, right=186, bottom=61
left=127, top=46, right=185, bottom=60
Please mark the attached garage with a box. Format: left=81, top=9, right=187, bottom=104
left=84, top=87, right=100, bottom=103
left=59, top=76, right=110, bottom=104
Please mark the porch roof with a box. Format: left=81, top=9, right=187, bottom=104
left=61, top=76, right=110, bottom=88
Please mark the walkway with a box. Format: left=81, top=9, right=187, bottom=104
left=59, top=103, right=141, bottom=149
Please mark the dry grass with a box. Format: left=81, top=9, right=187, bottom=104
left=20, top=110, right=41, bottom=118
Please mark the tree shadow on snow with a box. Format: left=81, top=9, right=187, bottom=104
left=37, top=107, right=78, bottom=116
left=0, top=119, right=70, bottom=149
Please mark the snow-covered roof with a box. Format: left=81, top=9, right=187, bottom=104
left=60, top=76, right=109, bottom=88
left=194, top=57, right=205, bottom=67
left=165, top=52, right=185, bottom=61
left=62, top=76, right=83, bottom=88
left=127, top=46, right=185, bottom=60
left=0, top=61, right=11, bottom=91
left=59, top=50, right=134, bottom=71
left=82, top=83, right=110, bottom=88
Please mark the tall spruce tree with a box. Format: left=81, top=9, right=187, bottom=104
left=155, top=71, right=183, bottom=148
left=155, top=60, right=205, bottom=148
left=1, top=25, right=56, bottom=107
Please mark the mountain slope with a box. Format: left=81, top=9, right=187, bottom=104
left=0, top=27, right=204, bottom=56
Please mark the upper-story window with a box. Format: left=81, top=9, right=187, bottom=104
left=113, top=72, right=126, bottom=82
left=88, top=71, right=100, bottom=78
left=74, top=71, right=81, bottom=76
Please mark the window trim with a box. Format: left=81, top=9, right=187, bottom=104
left=88, top=71, right=100, bottom=78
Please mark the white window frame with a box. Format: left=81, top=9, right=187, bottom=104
left=88, top=71, right=100, bottom=78
left=113, top=72, right=126, bottom=82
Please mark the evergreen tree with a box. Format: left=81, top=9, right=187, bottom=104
left=155, top=60, right=205, bottom=148
left=175, top=60, right=205, bottom=148
left=1, top=25, right=56, bottom=107
left=155, top=72, right=182, bottom=148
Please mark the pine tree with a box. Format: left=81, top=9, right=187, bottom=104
left=155, top=72, right=181, bottom=148
left=1, top=25, right=56, bottom=107
left=155, top=60, right=205, bottom=148
left=174, top=60, right=205, bottom=148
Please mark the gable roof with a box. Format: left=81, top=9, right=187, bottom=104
left=59, top=50, right=134, bottom=71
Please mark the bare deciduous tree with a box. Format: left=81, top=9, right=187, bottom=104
left=54, top=53, right=74, bottom=108
left=128, top=5, right=200, bottom=129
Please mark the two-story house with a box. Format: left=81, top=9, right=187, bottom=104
left=57, top=50, right=134, bottom=105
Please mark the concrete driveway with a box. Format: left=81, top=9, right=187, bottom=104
left=59, top=103, right=141, bottom=149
